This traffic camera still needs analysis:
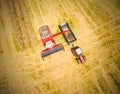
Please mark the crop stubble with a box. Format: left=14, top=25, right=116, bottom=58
left=0, top=0, right=120, bottom=94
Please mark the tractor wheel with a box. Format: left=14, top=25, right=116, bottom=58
left=71, top=49, right=75, bottom=55
left=76, top=58, right=81, bottom=64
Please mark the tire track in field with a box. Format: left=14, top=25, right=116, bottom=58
left=6, top=0, right=38, bottom=49
left=0, top=72, right=10, bottom=94
left=88, top=0, right=112, bottom=21
left=24, top=0, right=44, bottom=41
left=25, top=0, right=44, bottom=25
left=13, top=0, right=30, bottom=48
left=81, top=0, right=103, bottom=25
left=57, top=0, right=72, bottom=19
left=0, top=13, right=15, bottom=93
left=90, top=67, right=112, bottom=94
left=80, top=73, right=99, bottom=94
left=6, top=0, right=24, bottom=49
left=40, top=0, right=62, bottom=32
left=17, top=0, right=38, bottom=47
left=102, top=68, right=120, bottom=94
left=96, top=0, right=117, bottom=18
left=33, top=0, right=48, bottom=24
left=0, top=17, right=8, bottom=56
left=82, top=0, right=116, bottom=26
left=0, top=0, right=17, bottom=57
left=92, top=16, right=120, bottom=32
left=73, top=0, right=98, bottom=28
left=0, top=34, right=3, bottom=55
left=105, top=0, right=120, bottom=15
left=2, top=1, right=20, bottom=60
left=103, top=62, right=120, bottom=90
left=25, top=0, right=44, bottom=27
left=73, top=62, right=120, bottom=94
left=70, top=0, right=97, bottom=29
left=0, top=1, right=39, bottom=93
left=37, top=0, right=54, bottom=25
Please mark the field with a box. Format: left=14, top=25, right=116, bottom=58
left=0, top=0, right=120, bottom=94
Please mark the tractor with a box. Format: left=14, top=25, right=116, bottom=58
left=71, top=46, right=86, bottom=64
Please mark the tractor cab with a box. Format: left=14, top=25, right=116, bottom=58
left=76, top=48, right=82, bottom=55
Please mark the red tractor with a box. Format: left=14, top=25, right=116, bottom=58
left=39, top=25, right=64, bottom=59
left=71, top=46, right=86, bottom=64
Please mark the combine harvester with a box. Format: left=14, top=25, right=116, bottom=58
left=39, top=25, right=64, bottom=59
left=39, top=23, right=86, bottom=63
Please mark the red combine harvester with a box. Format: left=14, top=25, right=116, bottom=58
left=59, top=23, right=86, bottom=64
left=39, top=25, right=64, bottom=59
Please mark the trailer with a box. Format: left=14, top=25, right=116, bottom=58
left=58, top=23, right=77, bottom=45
